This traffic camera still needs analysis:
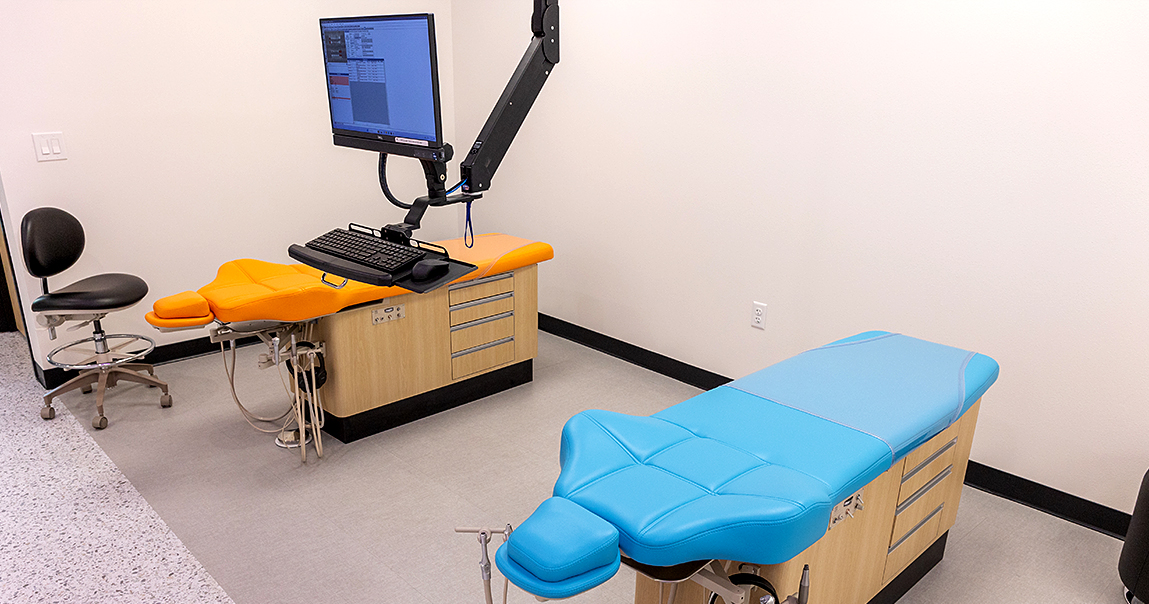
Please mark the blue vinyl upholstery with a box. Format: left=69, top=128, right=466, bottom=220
left=497, top=497, right=622, bottom=599
left=496, top=332, right=999, bottom=598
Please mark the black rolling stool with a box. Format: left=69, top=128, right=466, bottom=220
left=1123, top=469, right=1149, bottom=603
left=21, top=207, right=172, bottom=429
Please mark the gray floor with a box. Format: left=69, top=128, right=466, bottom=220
left=4, top=330, right=1132, bottom=603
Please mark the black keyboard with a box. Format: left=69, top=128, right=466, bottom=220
left=304, top=228, right=426, bottom=273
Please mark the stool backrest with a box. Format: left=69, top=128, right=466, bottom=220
left=21, top=207, right=85, bottom=279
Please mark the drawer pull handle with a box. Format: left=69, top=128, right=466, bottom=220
left=902, top=438, right=958, bottom=484
left=452, top=337, right=514, bottom=359
left=888, top=504, right=944, bottom=554
left=451, top=311, right=515, bottom=332
left=897, top=465, right=952, bottom=515
left=450, top=292, right=514, bottom=311
left=449, top=271, right=513, bottom=290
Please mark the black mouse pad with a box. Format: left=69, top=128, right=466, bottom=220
left=390, top=257, right=477, bottom=293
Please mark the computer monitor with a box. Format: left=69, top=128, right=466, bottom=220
left=320, top=14, right=446, bottom=161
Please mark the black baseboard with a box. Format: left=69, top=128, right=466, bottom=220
left=322, top=359, right=533, bottom=443
left=537, top=314, right=730, bottom=391
left=538, top=314, right=1130, bottom=540
left=964, top=461, right=1130, bottom=539
left=867, top=532, right=947, bottom=604
left=35, top=333, right=259, bottom=390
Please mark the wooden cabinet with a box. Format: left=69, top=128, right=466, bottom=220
left=884, top=423, right=961, bottom=584
left=311, top=265, right=538, bottom=440
left=635, top=400, right=982, bottom=604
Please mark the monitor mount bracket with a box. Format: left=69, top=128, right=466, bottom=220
left=380, top=0, right=559, bottom=245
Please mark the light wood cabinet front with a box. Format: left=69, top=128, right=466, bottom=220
left=453, top=339, right=516, bottom=379
left=312, top=286, right=452, bottom=417
left=450, top=294, right=514, bottom=326
left=449, top=273, right=513, bottom=306
left=313, top=266, right=539, bottom=419
left=451, top=314, right=514, bottom=353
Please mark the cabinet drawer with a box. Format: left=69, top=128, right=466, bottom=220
left=884, top=503, right=944, bottom=584
left=450, top=293, right=514, bottom=326
left=452, top=338, right=515, bottom=379
left=451, top=313, right=514, bottom=353
left=899, top=438, right=957, bottom=505
left=449, top=273, right=513, bottom=306
left=901, top=422, right=959, bottom=476
left=892, top=465, right=952, bottom=541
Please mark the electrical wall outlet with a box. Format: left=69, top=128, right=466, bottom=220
left=751, top=301, right=767, bottom=330
left=371, top=304, right=405, bottom=325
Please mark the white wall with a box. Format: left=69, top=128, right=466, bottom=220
left=0, top=1, right=461, bottom=365
left=451, top=1, right=1149, bottom=511
left=4, top=0, right=1147, bottom=514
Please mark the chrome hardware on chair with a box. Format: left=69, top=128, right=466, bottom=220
left=21, top=207, right=172, bottom=429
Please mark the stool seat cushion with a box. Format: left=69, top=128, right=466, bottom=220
left=32, top=273, right=148, bottom=313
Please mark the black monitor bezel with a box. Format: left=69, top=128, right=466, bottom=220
left=320, top=13, right=445, bottom=157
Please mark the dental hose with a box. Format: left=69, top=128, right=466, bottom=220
left=222, top=340, right=294, bottom=433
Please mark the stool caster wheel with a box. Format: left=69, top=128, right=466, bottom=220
left=41, top=406, right=56, bottom=420
left=81, top=384, right=93, bottom=394
left=160, top=393, right=173, bottom=408
left=92, top=415, right=108, bottom=430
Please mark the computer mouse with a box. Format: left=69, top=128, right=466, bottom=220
left=412, top=258, right=450, bottom=282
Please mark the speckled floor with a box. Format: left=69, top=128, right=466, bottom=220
left=0, top=331, right=234, bottom=604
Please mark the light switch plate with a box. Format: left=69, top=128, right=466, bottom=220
left=32, top=132, right=67, bottom=162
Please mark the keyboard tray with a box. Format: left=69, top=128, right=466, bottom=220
left=287, top=244, right=477, bottom=293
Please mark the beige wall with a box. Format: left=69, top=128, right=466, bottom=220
left=3, top=0, right=1148, bottom=513
left=0, top=1, right=462, bottom=363
left=450, top=1, right=1149, bottom=512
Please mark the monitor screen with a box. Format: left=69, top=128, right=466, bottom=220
left=321, top=14, right=443, bottom=156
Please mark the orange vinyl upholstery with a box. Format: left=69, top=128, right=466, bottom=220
left=145, top=233, right=553, bottom=329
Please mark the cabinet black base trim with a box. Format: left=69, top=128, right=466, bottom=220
left=35, top=334, right=259, bottom=390
left=321, top=360, right=533, bottom=443
left=965, top=461, right=1130, bottom=539
left=867, top=532, right=947, bottom=604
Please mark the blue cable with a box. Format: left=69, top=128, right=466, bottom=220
left=464, top=200, right=474, bottom=248
left=445, top=179, right=474, bottom=248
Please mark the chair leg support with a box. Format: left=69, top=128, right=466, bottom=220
left=115, top=363, right=156, bottom=376
left=43, top=369, right=102, bottom=407
left=93, top=371, right=110, bottom=429
left=36, top=357, right=169, bottom=429
left=107, top=366, right=168, bottom=393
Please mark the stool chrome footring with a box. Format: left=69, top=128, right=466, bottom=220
left=46, top=333, right=156, bottom=371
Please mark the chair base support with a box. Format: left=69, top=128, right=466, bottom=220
left=42, top=362, right=171, bottom=429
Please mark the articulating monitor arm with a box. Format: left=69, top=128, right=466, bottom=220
left=460, top=0, right=559, bottom=194
left=382, top=144, right=468, bottom=242
left=381, top=0, right=559, bottom=242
